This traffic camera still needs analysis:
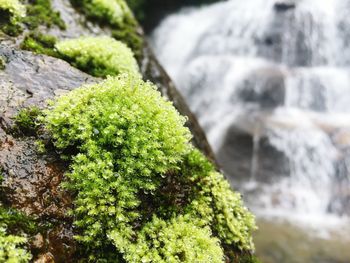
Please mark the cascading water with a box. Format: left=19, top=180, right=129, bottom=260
left=151, top=0, right=350, bottom=227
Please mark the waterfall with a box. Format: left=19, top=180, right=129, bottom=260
left=151, top=0, right=350, bottom=223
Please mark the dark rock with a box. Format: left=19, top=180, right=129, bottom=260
left=237, top=67, right=286, bottom=108
left=0, top=47, right=95, bottom=261
left=274, top=2, right=296, bottom=12
left=216, top=122, right=290, bottom=185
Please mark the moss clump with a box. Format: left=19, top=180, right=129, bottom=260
left=55, top=36, right=140, bottom=77
left=0, top=207, right=34, bottom=262
left=0, top=0, right=25, bottom=36
left=20, top=32, right=58, bottom=57
left=0, top=227, right=31, bottom=262
left=44, top=75, right=256, bottom=261
left=14, top=106, right=43, bottom=136
left=23, top=0, right=66, bottom=30
left=111, top=215, right=224, bottom=262
left=0, top=56, right=6, bottom=70
left=70, top=0, right=143, bottom=59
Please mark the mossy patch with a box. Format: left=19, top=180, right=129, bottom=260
left=70, top=0, right=143, bottom=59
left=55, top=36, right=140, bottom=77
left=43, top=75, right=256, bottom=261
left=0, top=0, right=25, bottom=36
left=23, top=0, right=66, bottom=30
left=13, top=106, right=43, bottom=136
left=20, top=32, right=58, bottom=57
left=0, top=56, right=6, bottom=70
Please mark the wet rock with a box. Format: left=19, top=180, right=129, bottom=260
left=34, top=253, right=55, bottom=263
left=274, top=1, right=296, bottom=12
left=238, top=67, right=286, bottom=108
left=0, top=47, right=94, bottom=261
left=217, top=123, right=290, bottom=185
left=31, top=233, right=45, bottom=250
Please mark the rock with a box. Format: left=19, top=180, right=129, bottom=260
left=31, top=234, right=45, bottom=250
left=216, top=123, right=290, bottom=185
left=34, top=253, right=55, bottom=263
left=274, top=1, right=296, bottom=12
left=238, top=67, right=286, bottom=108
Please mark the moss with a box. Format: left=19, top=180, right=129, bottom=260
left=125, top=0, right=144, bottom=21
left=0, top=0, right=25, bottom=36
left=0, top=227, right=31, bottom=262
left=42, top=74, right=257, bottom=261
left=13, top=106, right=43, bottom=136
left=23, top=0, right=66, bottom=30
left=20, top=32, right=58, bottom=57
left=0, top=207, right=35, bottom=262
left=0, top=56, right=5, bottom=70
left=55, top=36, right=140, bottom=77
left=70, top=0, right=143, bottom=59
left=110, top=215, right=224, bottom=262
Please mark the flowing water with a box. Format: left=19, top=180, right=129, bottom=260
left=151, top=0, right=350, bottom=261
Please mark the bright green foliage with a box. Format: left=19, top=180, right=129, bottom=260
left=44, top=75, right=256, bottom=261
left=74, top=0, right=132, bottom=26
left=0, top=227, right=31, bottom=263
left=0, top=0, right=25, bottom=36
left=44, top=75, right=191, bottom=252
left=14, top=106, right=42, bottom=136
left=0, top=208, right=33, bottom=263
left=23, top=0, right=66, bottom=30
left=70, top=0, right=143, bottom=59
left=181, top=149, right=256, bottom=251
left=0, top=0, right=25, bottom=23
left=21, top=32, right=58, bottom=57
left=110, top=215, right=224, bottom=263
left=55, top=36, right=140, bottom=77
left=206, top=171, right=256, bottom=250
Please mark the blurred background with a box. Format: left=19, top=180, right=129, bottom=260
left=131, top=0, right=350, bottom=262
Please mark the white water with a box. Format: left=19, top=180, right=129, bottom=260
left=152, top=0, right=350, bottom=224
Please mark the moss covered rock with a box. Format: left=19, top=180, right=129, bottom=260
left=0, top=0, right=257, bottom=262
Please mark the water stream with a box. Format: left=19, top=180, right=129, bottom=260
left=151, top=0, right=350, bottom=261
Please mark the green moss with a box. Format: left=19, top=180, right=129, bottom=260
left=14, top=106, right=43, bottom=136
left=55, top=36, right=140, bottom=77
left=70, top=0, right=143, bottom=59
left=0, top=56, right=5, bottom=70
left=0, top=0, right=25, bottom=22
left=43, top=75, right=256, bottom=261
left=0, top=227, right=31, bottom=263
left=0, top=207, right=34, bottom=262
left=110, top=215, right=224, bottom=263
left=20, top=32, right=58, bottom=57
left=0, top=0, right=25, bottom=36
left=23, top=0, right=66, bottom=30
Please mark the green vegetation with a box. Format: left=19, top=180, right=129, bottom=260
left=70, top=0, right=143, bottom=59
left=0, top=227, right=31, bottom=263
left=0, top=207, right=35, bottom=262
left=14, top=106, right=43, bottom=136
left=43, top=74, right=256, bottom=261
left=23, top=0, right=66, bottom=30
left=0, top=56, right=5, bottom=70
left=112, top=215, right=224, bottom=262
left=0, top=0, right=25, bottom=23
left=55, top=36, right=140, bottom=77
left=0, top=0, right=25, bottom=36
left=21, top=32, right=58, bottom=57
